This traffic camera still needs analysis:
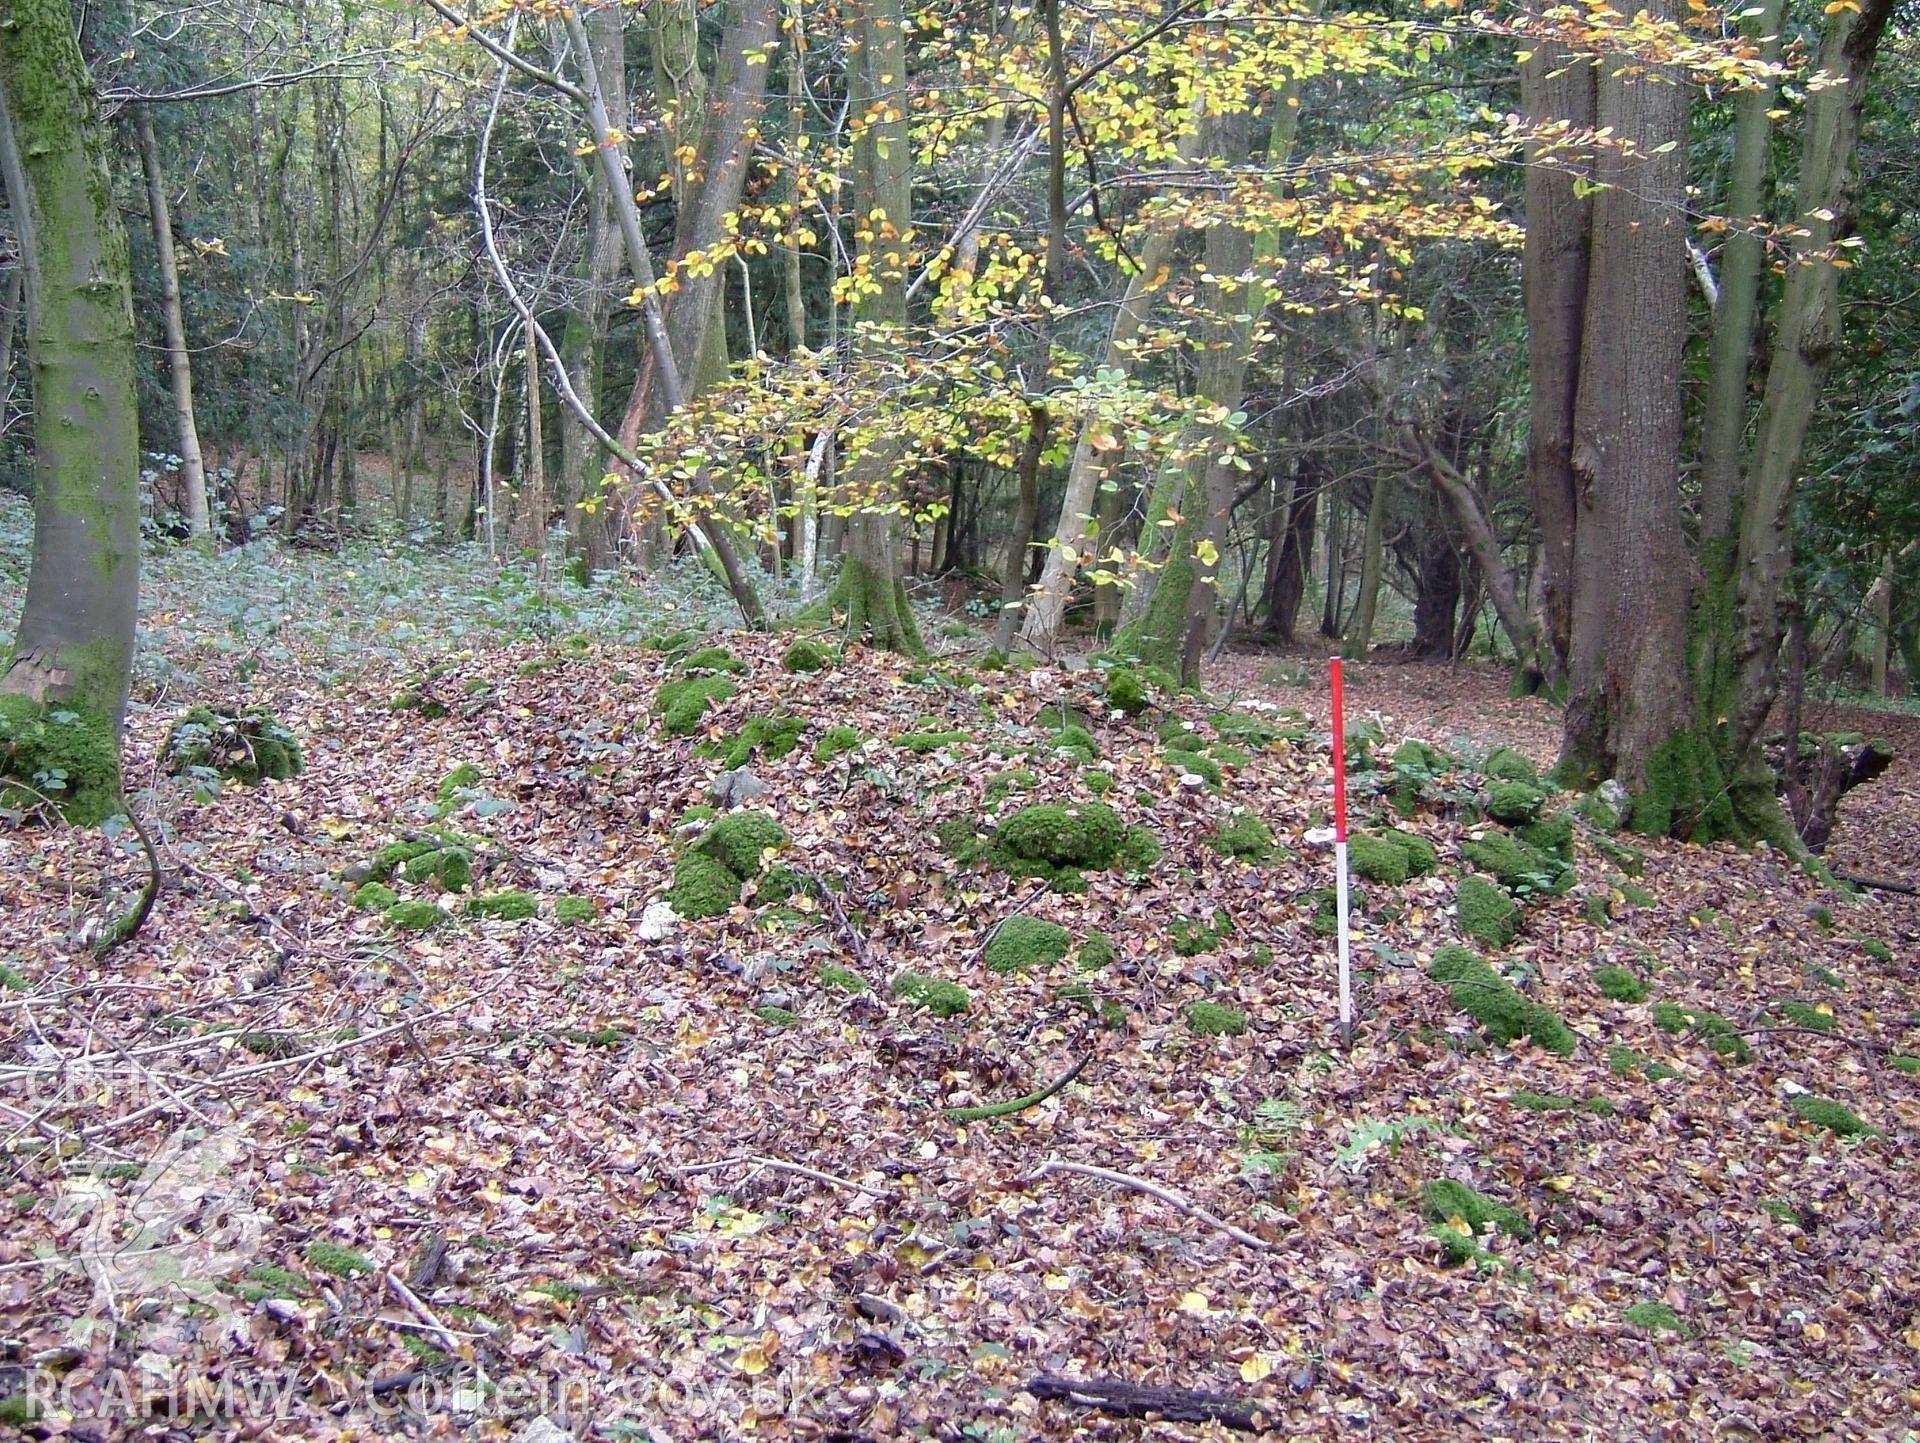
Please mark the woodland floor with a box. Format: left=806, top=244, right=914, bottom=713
left=2, top=530, right=1919, bottom=1443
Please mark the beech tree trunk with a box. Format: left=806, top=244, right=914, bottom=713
left=0, top=0, right=141, bottom=823
left=133, top=106, right=211, bottom=542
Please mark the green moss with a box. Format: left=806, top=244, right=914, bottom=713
left=1482, top=747, right=1538, bottom=784
left=1076, top=931, right=1117, bottom=971
left=161, top=706, right=303, bottom=786
left=554, top=896, right=597, bottom=925
left=1510, top=1089, right=1614, bottom=1117
left=1776, top=1000, right=1835, bottom=1031
left=756, top=1006, right=799, bottom=1027
left=1486, top=782, right=1546, bottom=824
left=1886, top=1054, right=1920, bottom=1074
left=1650, top=1001, right=1750, bottom=1061
left=670, top=851, right=742, bottom=919
left=819, top=965, right=868, bottom=994
left=682, top=647, right=745, bottom=675
left=1185, top=1001, right=1247, bottom=1037
left=1594, top=965, right=1649, bottom=1003
left=1083, top=768, right=1114, bottom=795
left=1858, top=937, right=1892, bottom=962
left=1429, top=945, right=1574, bottom=1055
left=1609, top=1045, right=1679, bottom=1082
left=1616, top=880, right=1656, bottom=908
left=0, top=961, right=28, bottom=991
left=0, top=1393, right=43, bottom=1426
left=937, top=815, right=986, bottom=862
left=1158, top=719, right=1204, bottom=749
left=1757, top=1198, right=1801, bottom=1224
left=1049, top=723, right=1099, bottom=763
left=1456, top=876, right=1519, bottom=948
left=647, top=628, right=698, bottom=655
left=1116, top=825, right=1160, bottom=874
left=1391, top=739, right=1448, bottom=776
left=1422, top=1179, right=1529, bottom=1265
left=436, top=762, right=481, bottom=801
left=467, top=890, right=537, bottom=921
left=995, top=800, right=1121, bottom=874
left=1462, top=830, right=1571, bottom=895
left=1349, top=829, right=1437, bottom=885
left=782, top=638, right=833, bottom=673
left=239, top=1264, right=310, bottom=1301
left=305, top=1240, right=374, bottom=1277
left=656, top=675, right=737, bottom=736
left=376, top=838, right=475, bottom=893
left=1788, top=1094, right=1873, bottom=1137
left=1629, top=728, right=1741, bottom=842
left=0, top=694, right=122, bottom=824
left=384, top=900, right=445, bottom=932
left=892, top=971, right=970, bottom=1017
left=680, top=804, right=717, bottom=827
left=351, top=881, right=398, bottom=912
left=813, top=725, right=862, bottom=764
left=692, top=810, right=787, bottom=877
left=1623, top=1301, right=1690, bottom=1337
left=1520, top=811, right=1575, bottom=861
left=1172, top=909, right=1235, bottom=956
left=1808, top=903, right=1834, bottom=931
left=985, top=915, right=1073, bottom=973
left=720, top=713, right=804, bottom=768
left=1590, top=833, right=1645, bottom=876
left=1209, top=812, right=1275, bottom=862
left=1163, top=748, right=1221, bottom=786
left=1105, top=667, right=1155, bottom=717
left=898, top=726, right=972, bottom=753
left=1209, top=743, right=1251, bottom=770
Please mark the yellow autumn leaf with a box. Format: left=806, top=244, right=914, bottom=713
left=1179, top=1290, right=1212, bottom=1316
left=1195, top=538, right=1220, bottom=567
left=1240, top=1354, right=1273, bottom=1383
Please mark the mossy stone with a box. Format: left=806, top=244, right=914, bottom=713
left=1462, top=831, right=1571, bottom=895
left=1593, top=965, right=1648, bottom=1003
left=384, top=900, right=445, bottom=932
left=1486, top=782, right=1547, bottom=824
left=1349, top=829, right=1436, bottom=885
left=162, top=705, right=303, bottom=786
left=1776, top=1000, right=1835, bottom=1031
left=1172, top=909, right=1234, bottom=956
left=305, top=1241, right=374, bottom=1277
left=1482, top=747, right=1537, bottom=784
left=656, top=675, right=737, bottom=736
left=985, top=915, right=1073, bottom=973
left=813, top=725, right=862, bottom=764
left=1422, top=1178, right=1528, bottom=1265
left=1185, top=1001, right=1247, bottom=1036
left=1608, top=1045, right=1678, bottom=1082
left=554, top=896, right=597, bottom=925
left=1650, top=1001, right=1750, bottom=1061
left=782, top=638, right=833, bottom=673
left=898, top=726, right=972, bottom=753
left=1105, top=667, right=1154, bottom=717
left=681, top=647, right=745, bottom=675
left=1429, top=944, right=1574, bottom=1055
left=1521, top=811, right=1575, bottom=861
left=692, top=810, right=787, bottom=878
left=1164, top=748, right=1221, bottom=786
left=669, top=852, right=742, bottom=919
left=1456, top=875, right=1519, bottom=948
left=1049, top=723, right=1099, bottom=763
left=1076, top=931, right=1117, bottom=971
left=756, top=1006, right=800, bottom=1027
left=892, top=971, right=970, bottom=1016
left=1209, top=812, right=1275, bottom=862
left=996, top=801, right=1123, bottom=871
left=819, top=965, right=868, bottom=994
left=351, top=881, right=398, bottom=912
left=720, top=714, right=804, bottom=769
left=467, top=890, right=537, bottom=921
left=1788, top=1094, right=1873, bottom=1137
left=437, top=762, right=481, bottom=802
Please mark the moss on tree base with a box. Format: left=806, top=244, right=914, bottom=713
left=792, top=556, right=925, bottom=656
left=0, top=693, right=122, bottom=825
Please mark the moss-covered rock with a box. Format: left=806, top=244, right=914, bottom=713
left=352, top=881, right=398, bottom=912
left=1076, top=931, right=1117, bottom=971
left=1650, top=1001, right=1750, bottom=1061
left=162, top=705, right=303, bottom=786
left=897, top=724, right=973, bottom=753
left=669, top=851, right=742, bottom=920
left=1455, top=876, right=1519, bottom=948
left=384, top=900, right=445, bottom=932
left=692, top=810, right=787, bottom=877
left=892, top=971, right=970, bottom=1017
left=372, top=836, right=476, bottom=892
left=756, top=1006, right=800, bottom=1027
left=1788, top=1094, right=1873, bottom=1137
left=782, top=638, right=833, bottom=673
left=554, top=896, right=597, bottom=925
left=995, top=801, right=1120, bottom=879
left=1608, top=1045, right=1679, bottom=1082
left=719, top=714, right=804, bottom=769
left=1462, top=830, right=1572, bottom=895
left=0, top=694, right=123, bottom=824
left=1164, top=748, right=1222, bottom=787
left=1776, top=999, right=1835, bottom=1031
left=467, top=890, right=537, bottom=921
left=1429, top=944, right=1574, bottom=1055
left=1209, top=812, right=1275, bottom=862
left=984, top=768, right=1038, bottom=806
left=1509, top=1089, right=1616, bottom=1117
left=1105, top=666, right=1156, bottom=717
left=1593, top=965, right=1648, bottom=1003
left=1185, top=1001, right=1247, bottom=1037
left=813, top=725, right=862, bottom=764
left=1486, top=782, right=1547, bottom=824
left=1520, top=810, right=1575, bottom=862
left=1049, top=723, right=1099, bottom=764
left=985, top=915, right=1073, bottom=972
left=1172, top=909, right=1234, bottom=956
left=1349, top=829, right=1437, bottom=885
left=305, top=1241, right=375, bottom=1277
left=1482, top=746, right=1538, bottom=784
left=936, top=815, right=986, bottom=862
left=819, top=965, right=868, bottom=994
left=657, top=675, right=737, bottom=736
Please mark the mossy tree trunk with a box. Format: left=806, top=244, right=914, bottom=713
left=0, top=0, right=141, bottom=820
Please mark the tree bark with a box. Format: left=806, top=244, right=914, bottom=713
left=0, top=0, right=142, bottom=823
left=133, top=105, right=210, bottom=542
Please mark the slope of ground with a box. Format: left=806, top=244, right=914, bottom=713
left=2, top=546, right=1917, bottom=1442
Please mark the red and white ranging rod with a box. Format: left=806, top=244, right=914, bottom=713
left=1330, top=657, right=1352, bottom=1043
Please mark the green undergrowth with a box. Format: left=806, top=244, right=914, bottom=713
left=163, top=705, right=303, bottom=786
left=1650, top=1001, right=1750, bottom=1062
left=1185, top=1001, right=1247, bottom=1037
left=985, top=915, right=1072, bottom=973
left=1788, top=1094, right=1873, bottom=1137
left=1594, top=965, right=1649, bottom=1003
left=670, top=810, right=787, bottom=919
left=1349, top=829, right=1438, bottom=885
left=1456, top=876, right=1519, bottom=947
left=1609, top=1046, right=1679, bottom=1082
left=892, top=971, right=970, bottom=1016
left=1421, top=1178, right=1529, bottom=1267
left=1172, top=908, right=1234, bottom=956
left=0, top=694, right=122, bottom=824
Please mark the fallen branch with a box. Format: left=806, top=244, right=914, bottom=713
left=678, top=1154, right=894, bottom=1200
left=92, top=799, right=162, bottom=956
left=1026, top=1374, right=1271, bottom=1430
left=799, top=869, right=869, bottom=968
left=1023, top=1158, right=1282, bottom=1251
left=385, top=1272, right=466, bottom=1356
left=945, top=1053, right=1089, bottom=1123
left=1834, top=870, right=1918, bottom=896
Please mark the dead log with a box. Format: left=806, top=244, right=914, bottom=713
left=1025, top=1374, right=1271, bottom=1431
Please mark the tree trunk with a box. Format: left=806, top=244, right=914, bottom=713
left=1559, top=3, right=1695, bottom=805
left=1409, top=530, right=1460, bottom=660
left=1517, top=13, right=1595, bottom=685
left=1343, top=471, right=1392, bottom=658
left=133, top=105, right=210, bottom=542
left=0, top=0, right=142, bottom=824
left=1259, top=454, right=1317, bottom=643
